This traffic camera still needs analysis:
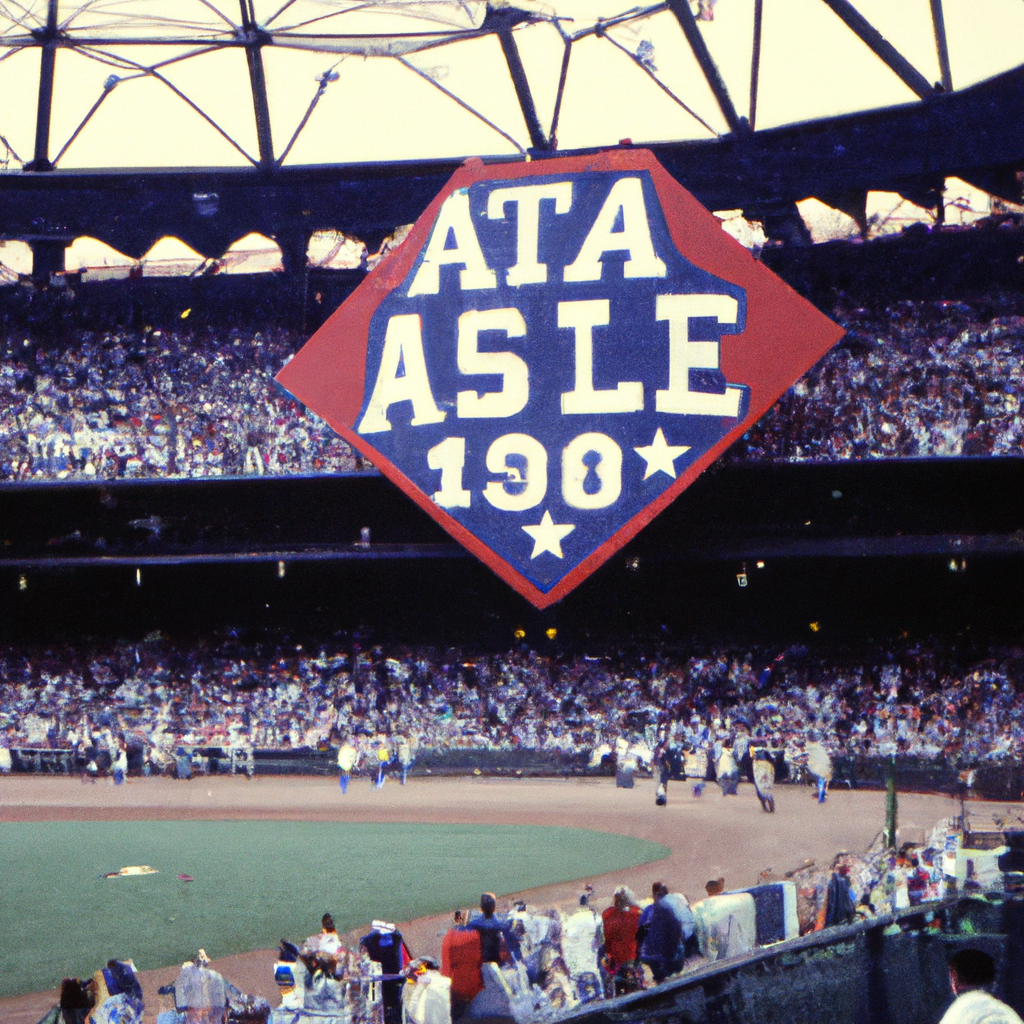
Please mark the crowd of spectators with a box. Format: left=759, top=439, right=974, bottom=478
left=2, top=633, right=1023, bottom=773
left=3, top=299, right=1024, bottom=482
left=729, top=301, right=1024, bottom=462
left=0, top=325, right=364, bottom=481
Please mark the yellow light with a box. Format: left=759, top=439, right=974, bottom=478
left=513, top=628, right=526, bottom=640
left=545, top=628, right=557, bottom=640
left=809, top=621, right=820, bottom=633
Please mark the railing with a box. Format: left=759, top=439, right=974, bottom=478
left=6, top=745, right=1023, bottom=800
left=561, top=894, right=1024, bottom=1024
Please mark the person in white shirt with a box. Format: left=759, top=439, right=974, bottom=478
left=0, top=727, right=13, bottom=774
left=938, top=949, right=1023, bottom=1024
left=560, top=892, right=604, bottom=1003
left=303, top=913, right=343, bottom=959
left=397, top=737, right=413, bottom=785
left=805, top=735, right=833, bottom=804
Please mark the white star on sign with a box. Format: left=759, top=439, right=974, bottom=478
left=634, top=428, right=691, bottom=480
left=522, top=510, right=576, bottom=560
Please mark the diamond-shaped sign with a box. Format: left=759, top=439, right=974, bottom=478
left=277, top=149, right=844, bottom=608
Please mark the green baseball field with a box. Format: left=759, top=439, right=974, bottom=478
left=0, top=819, right=668, bottom=999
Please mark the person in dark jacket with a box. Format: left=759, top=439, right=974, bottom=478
left=636, top=883, right=683, bottom=983
left=825, top=865, right=856, bottom=927
left=468, top=893, right=522, bottom=964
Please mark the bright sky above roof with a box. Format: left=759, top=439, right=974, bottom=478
left=0, top=0, right=1022, bottom=170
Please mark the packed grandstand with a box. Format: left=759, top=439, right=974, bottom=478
left=2, top=634, right=1022, bottom=778
left=0, top=294, right=1023, bottom=482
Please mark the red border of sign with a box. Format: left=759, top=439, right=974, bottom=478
left=277, top=148, right=845, bottom=609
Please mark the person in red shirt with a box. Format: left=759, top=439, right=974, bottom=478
left=601, top=886, right=641, bottom=993
left=441, top=910, right=483, bottom=1021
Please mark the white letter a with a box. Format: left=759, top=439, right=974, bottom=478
left=357, top=314, right=446, bottom=434
left=564, top=177, right=666, bottom=283
left=407, top=190, right=496, bottom=296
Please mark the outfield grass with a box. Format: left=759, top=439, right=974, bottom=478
left=0, top=820, right=667, bottom=998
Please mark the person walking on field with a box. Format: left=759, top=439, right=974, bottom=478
left=374, top=736, right=391, bottom=789
left=752, top=747, right=776, bottom=812
left=806, top=734, right=832, bottom=804
left=716, top=741, right=740, bottom=796
left=653, top=732, right=672, bottom=806
left=112, top=738, right=128, bottom=785
left=397, top=736, right=413, bottom=785
left=337, top=736, right=357, bottom=793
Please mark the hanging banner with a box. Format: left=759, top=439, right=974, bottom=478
left=277, top=149, right=844, bottom=608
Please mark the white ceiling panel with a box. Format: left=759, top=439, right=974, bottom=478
left=0, top=45, right=41, bottom=164
left=0, top=0, right=1016, bottom=170
left=56, top=67, right=253, bottom=167
left=756, top=0, right=919, bottom=130
left=280, top=53, right=522, bottom=165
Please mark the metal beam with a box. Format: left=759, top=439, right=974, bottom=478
left=821, top=0, right=935, bottom=99
left=749, top=0, right=763, bottom=130
left=29, top=0, right=59, bottom=171
left=667, top=0, right=743, bottom=136
left=930, top=0, right=953, bottom=92
left=495, top=20, right=549, bottom=151
left=239, top=0, right=275, bottom=169
left=549, top=38, right=573, bottom=150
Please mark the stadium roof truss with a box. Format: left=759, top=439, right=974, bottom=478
left=0, top=1, right=1022, bottom=268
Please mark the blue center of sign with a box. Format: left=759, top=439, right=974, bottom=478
left=355, top=170, right=747, bottom=593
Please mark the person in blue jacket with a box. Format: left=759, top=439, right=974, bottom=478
left=468, top=892, right=522, bottom=964
left=636, top=883, right=683, bottom=983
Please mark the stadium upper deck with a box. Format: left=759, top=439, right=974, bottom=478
left=2, top=216, right=1023, bottom=484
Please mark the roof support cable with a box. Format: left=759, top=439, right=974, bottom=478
left=666, top=0, right=744, bottom=136
left=548, top=35, right=572, bottom=150
left=600, top=31, right=719, bottom=138
left=50, top=69, right=121, bottom=167
left=820, top=0, right=936, bottom=99
left=275, top=64, right=337, bottom=167
left=567, top=5, right=668, bottom=43
left=74, top=43, right=259, bottom=166
left=396, top=56, right=526, bottom=155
